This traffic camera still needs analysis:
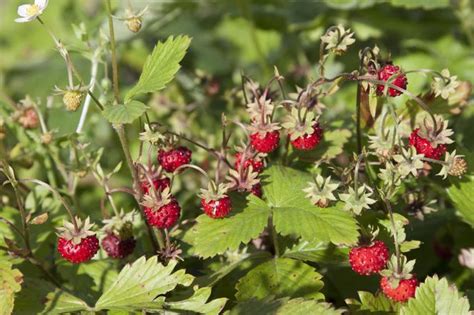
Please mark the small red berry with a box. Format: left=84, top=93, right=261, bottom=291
left=250, top=131, right=280, bottom=153
left=158, top=146, right=192, bottom=172
left=250, top=183, right=263, bottom=198
left=140, top=177, right=170, bottom=194
left=409, top=128, right=446, bottom=160
left=57, top=235, right=100, bottom=264
left=101, top=234, right=136, bottom=259
left=235, top=152, right=264, bottom=173
left=376, top=64, right=408, bottom=97
left=349, top=240, right=390, bottom=275
left=380, top=276, right=418, bottom=302
left=201, top=196, right=232, bottom=218
left=144, top=199, right=181, bottom=229
left=291, top=123, right=323, bottom=151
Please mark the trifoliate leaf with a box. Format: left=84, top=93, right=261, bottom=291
left=102, top=100, right=148, bottom=124
left=264, top=165, right=359, bottom=245
left=400, top=275, right=470, bottom=315
left=125, top=35, right=191, bottom=101
left=189, top=196, right=271, bottom=258
left=95, top=256, right=193, bottom=311
left=235, top=258, right=324, bottom=301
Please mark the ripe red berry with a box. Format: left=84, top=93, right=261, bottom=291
left=250, top=183, right=263, bottom=198
left=140, top=177, right=170, bottom=194
left=57, top=235, right=100, bottom=264
left=235, top=152, right=264, bottom=173
left=409, top=128, right=447, bottom=160
left=158, top=146, right=192, bottom=172
left=349, top=241, right=390, bottom=275
left=291, top=123, right=323, bottom=151
left=201, top=196, right=232, bottom=218
left=376, top=64, right=408, bottom=97
left=144, top=199, right=181, bottom=229
left=250, top=131, right=280, bottom=153
left=101, top=234, right=136, bottom=259
left=380, top=276, right=418, bottom=302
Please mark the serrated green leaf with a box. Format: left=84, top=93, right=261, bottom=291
left=263, top=165, right=359, bottom=245
left=102, top=100, right=148, bottom=124
left=400, top=275, right=470, bottom=315
left=283, top=241, right=348, bottom=264
left=191, top=196, right=271, bottom=258
left=228, top=297, right=341, bottom=315
left=235, top=258, right=324, bottom=301
left=95, top=256, right=193, bottom=311
left=165, top=287, right=227, bottom=315
left=42, top=289, right=91, bottom=314
left=448, top=177, right=474, bottom=228
left=357, top=291, right=398, bottom=313
left=125, top=35, right=191, bottom=101
left=0, top=261, right=22, bottom=315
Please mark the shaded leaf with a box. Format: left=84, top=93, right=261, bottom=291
left=235, top=258, right=324, bottom=301
left=283, top=241, right=348, bottom=264
left=165, top=287, right=227, bottom=315
left=0, top=261, right=23, bottom=315
left=228, top=297, right=341, bottom=315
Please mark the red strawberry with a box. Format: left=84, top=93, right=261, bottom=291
left=349, top=240, right=390, bottom=275
left=409, top=128, right=446, bottom=160
left=140, top=177, right=171, bottom=194
left=380, top=276, right=418, bottom=302
left=250, top=131, right=280, bottom=153
left=201, top=196, right=232, bottom=218
left=235, top=152, right=264, bottom=173
left=291, top=123, right=323, bottom=151
left=58, top=235, right=99, bottom=264
left=144, top=199, right=181, bottom=229
left=376, top=64, right=408, bottom=97
left=101, top=233, right=136, bottom=259
left=158, top=146, right=192, bottom=172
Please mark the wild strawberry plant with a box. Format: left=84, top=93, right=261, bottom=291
left=0, top=1, right=473, bottom=314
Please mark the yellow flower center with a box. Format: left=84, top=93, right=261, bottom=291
left=26, top=4, right=40, bottom=17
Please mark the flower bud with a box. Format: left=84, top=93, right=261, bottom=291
left=458, top=248, right=474, bottom=269
left=41, top=132, right=53, bottom=145
left=18, top=107, right=39, bottom=129
left=126, top=17, right=142, bottom=33
left=63, top=90, right=83, bottom=112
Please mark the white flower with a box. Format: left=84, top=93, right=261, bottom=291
left=458, top=248, right=474, bottom=269
left=15, top=0, right=48, bottom=23
left=432, top=69, right=460, bottom=100
left=303, top=175, right=339, bottom=207
left=339, top=184, right=376, bottom=215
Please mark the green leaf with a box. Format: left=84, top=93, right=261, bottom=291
left=389, top=0, right=449, bottom=9
left=283, top=241, right=348, bottom=264
left=125, top=35, right=191, bottom=101
left=95, top=256, right=193, bottom=311
left=352, top=291, right=398, bottom=313
left=102, top=100, right=148, bottom=124
left=42, top=289, right=92, bottom=314
left=228, top=297, right=341, bottom=315
left=0, top=261, right=23, bottom=315
left=190, top=196, right=271, bottom=258
left=400, top=275, right=470, bottom=315
left=448, top=178, right=474, bottom=227
left=235, top=258, right=324, bottom=301
left=263, top=165, right=359, bottom=245
left=165, top=287, right=227, bottom=315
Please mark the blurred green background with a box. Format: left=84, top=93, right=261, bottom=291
left=1, top=0, right=474, bottom=306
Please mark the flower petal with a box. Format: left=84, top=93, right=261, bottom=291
left=17, top=4, right=31, bottom=17
left=35, top=0, right=48, bottom=9
left=15, top=16, right=32, bottom=23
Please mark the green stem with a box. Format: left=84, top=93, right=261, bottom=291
left=355, top=82, right=362, bottom=154
left=105, top=0, right=120, bottom=103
